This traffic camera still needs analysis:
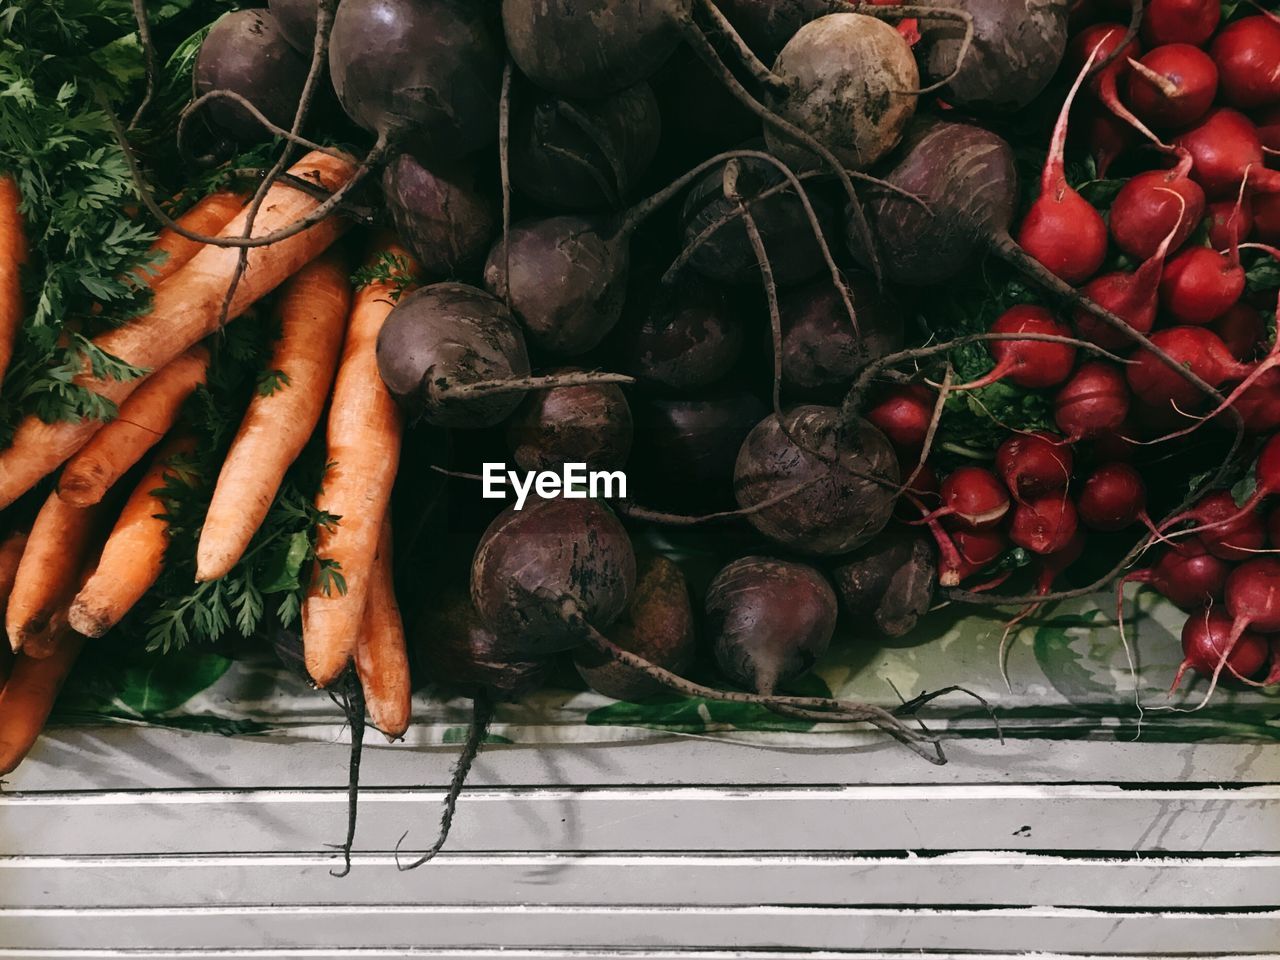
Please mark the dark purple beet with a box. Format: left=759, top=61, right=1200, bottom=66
left=328, top=0, right=501, bottom=157
left=416, top=587, right=549, bottom=701
left=501, top=0, right=691, bottom=98
left=850, top=118, right=1020, bottom=285
left=268, top=0, right=320, bottom=55
left=631, top=390, right=768, bottom=509
left=780, top=272, right=903, bottom=399
left=506, top=371, right=633, bottom=473
left=194, top=10, right=309, bottom=143
left=383, top=151, right=497, bottom=282
left=619, top=278, right=743, bottom=392
left=482, top=216, right=630, bottom=356
left=574, top=552, right=697, bottom=700
left=734, top=405, right=900, bottom=556
left=679, top=146, right=836, bottom=286
left=831, top=528, right=936, bottom=638
left=707, top=556, right=837, bottom=695
left=376, top=282, right=531, bottom=428
left=916, top=0, right=1070, bottom=113
left=471, top=498, right=637, bottom=655
left=511, top=83, right=661, bottom=211
left=714, top=0, right=827, bottom=60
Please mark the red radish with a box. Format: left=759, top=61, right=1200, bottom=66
left=1214, top=302, right=1266, bottom=362
left=1070, top=23, right=1172, bottom=151
left=995, top=431, right=1073, bottom=503
left=954, top=306, right=1077, bottom=391
left=1175, top=108, right=1280, bottom=200
left=1270, top=507, right=1280, bottom=549
left=1229, top=367, right=1280, bottom=435
left=1158, top=242, right=1246, bottom=325
left=1086, top=103, right=1136, bottom=177
left=1009, top=495, right=1078, bottom=555
left=1117, top=544, right=1228, bottom=612
left=1054, top=360, right=1130, bottom=440
left=1077, top=462, right=1147, bottom=531
left=1109, top=151, right=1205, bottom=260
left=1210, top=16, right=1280, bottom=111
left=1256, top=104, right=1280, bottom=153
left=936, top=466, right=1010, bottom=530
left=1176, top=490, right=1267, bottom=562
left=1206, top=196, right=1253, bottom=251
left=941, top=526, right=1009, bottom=586
left=1170, top=607, right=1268, bottom=693
left=1091, top=423, right=1138, bottom=462
left=1140, top=0, right=1220, bottom=47
left=1075, top=190, right=1185, bottom=349
left=1124, top=326, right=1249, bottom=416
left=865, top=384, right=934, bottom=456
left=1159, top=433, right=1280, bottom=549
left=1254, top=192, right=1280, bottom=245
left=1015, top=43, right=1110, bottom=285
left=1125, top=45, right=1218, bottom=131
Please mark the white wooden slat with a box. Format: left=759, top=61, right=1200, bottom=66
left=10, top=726, right=1280, bottom=792
left=2, top=785, right=1275, bottom=856
left=8, top=952, right=1272, bottom=960
left=0, top=905, right=1277, bottom=953
left=4, top=851, right=1278, bottom=909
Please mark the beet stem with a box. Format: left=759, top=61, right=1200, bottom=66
left=556, top=101, right=628, bottom=203
left=499, top=59, right=513, bottom=311
left=443, top=371, right=635, bottom=400
left=696, top=0, right=787, bottom=95
left=127, top=0, right=156, bottom=130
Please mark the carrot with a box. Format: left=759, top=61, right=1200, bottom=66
left=57, top=345, right=210, bottom=508
left=7, top=492, right=105, bottom=655
left=196, top=252, right=352, bottom=582
left=131, top=191, right=247, bottom=290
left=301, top=245, right=413, bottom=688
left=0, top=150, right=357, bottom=510
left=0, top=625, right=86, bottom=775
left=0, top=529, right=28, bottom=688
left=0, top=174, right=28, bottom=388
left=67, top=436, right=195, bottom=639
left=355, top=512, right=411, bottom=739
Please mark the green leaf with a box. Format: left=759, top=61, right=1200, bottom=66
left=258, top=530, right=311, bottom=593
left=112, top=650, right=234, bottom=717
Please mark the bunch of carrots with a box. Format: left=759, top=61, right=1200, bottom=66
left=0, top=151, right=412, bottom=774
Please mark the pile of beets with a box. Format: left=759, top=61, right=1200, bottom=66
left=198, top=0, right=1280, bottom=780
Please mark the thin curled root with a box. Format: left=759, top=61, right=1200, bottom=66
left=329, top=669, right=365, bottom=878
left=177, top=90, right=345, bottom=161
left=396, top=693, right=494, bottom=871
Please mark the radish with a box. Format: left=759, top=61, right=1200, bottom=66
left=1009, top=494, right=1078, bottom=555
left=1108, top=152, right=1205, bottom=261
left=1174, top=490, right=1267, bottom=562
left=1140, top=0, right=1219, bottom=47
left=1229, top=368, right=1280, bottom=436
left=1158, top=241, right=1246, bottom=326
left=1256, top=104, right=1280, bottom=153
left=1124, top=326, right=1250, bottom=417
left=1210, top=15, right=1280, bottom=111
left=1054, top=360, right=1131, bottom=440
left=1178, top=558, right=1280, bottom=706
left=995, top=430, right=1073, bottom=502
left=1117, top=544, right=1228, bottom=612
left=1215, top=302, right=1266, bottom=362
left=1206, top=196, right=1254, bottom=251
left=937, top=466, right=1010, bottom=530
left=1075, top=191, right=1184, bottom=349
left=945, top=525, right=1009, bottom=585
left=1086, top=103, right=1136, bottom=177
left=1171, top=607, right=1269, bottom=693
left=1159, top=434, right=1280, bottom=550
left=1077, top=462, right=1146, bottom=532
left=1174, top=109, right=1280, bottom=200
left=1124, top=44, right=1218, bottom=131
left=1015, top=42, right=1110, bottom=284
left=1069, top=22, right=1170, bottom=151
left=955, top=306, right=1078, bottom=391
left=997, top=531, right=1085, bottom=684
left=706, top=557, right=837, bottom=696
left=866, top=384, right=936, bottom=457
left=1254, top=192, right=1280, bottom=245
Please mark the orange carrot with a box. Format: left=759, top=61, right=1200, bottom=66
left=301, top=246, right=413, bottom=688
left=0, top=529, right=28, bottom=688
left=196, top=252, right=352, bottom=581
left=355, top=512, right=411, bottom=739
left=68, top=436, right=195, bottom=639
left=0, top=625, right=86, bottom=775
left=7, top=492, right=105, bottom=655
left=132, top=191, right=247, bottom=290
left=0, top=150, right=356, bottom=510
left=0, top=174, right=28, bottom=388
left=57, top=345, right=210, bottom=509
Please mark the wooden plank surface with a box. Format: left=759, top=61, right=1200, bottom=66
left=1, top=905, right=1277, bottom=953
left=3, top=785, right=1277, bottom=855
left=6, top=953, right=1276, bottom=960
left=2, top=852, right=1278, bottom=909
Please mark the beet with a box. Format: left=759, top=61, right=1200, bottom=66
left=510, top=83, right=662, bottom=210
left=382, top=152, right=496, bottom=282
left=706, top=556, right=836, bottom=695
left=734, top=406, right=900, bottom=556
left=329, top=0, right=502, bottom=156
left=916, top=0, right=1070, bottom=113
left=713, top=0, right=827, bottom=61
left=764, top=13, right=919, bottom=172
left=574, top=553, right=696, bottom=701
left=506, top=372, right=633, bottom=474
left=194, top=10, right=309, bottom=143
left=780, top=273, right=902, bottom=398
left=471, top=498, right=637, bottom=655
left=619, top=278, right=742, bottom=392
left=831, top=529, right=936, bottom=639
left=268, top=0, right=322, bottom=55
